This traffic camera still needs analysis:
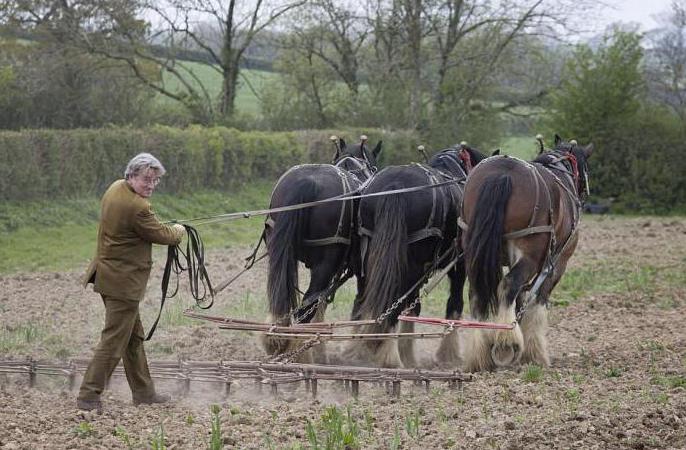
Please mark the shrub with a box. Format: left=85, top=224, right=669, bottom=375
left=1, top=126, right=420, bottom=201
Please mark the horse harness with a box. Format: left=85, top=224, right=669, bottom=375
left=458, top=153, right=584, bottom=316
left=359, top=161, right=466, bottom=245
left=335, top=156, right=375, bottom=182
left=357, top=158, right=469, bottom=279
left=265, top=163, right=361, bottom=247
left=265, top=163, right=365, bottom=320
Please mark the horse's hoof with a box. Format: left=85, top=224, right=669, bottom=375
left=491, top=342, right=520, bottom=367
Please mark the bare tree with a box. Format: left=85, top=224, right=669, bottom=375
left=647, top=0, right=686, bottom=126
left=145, top=0, right=306, bottom=119
left=269, top=30, right=338, bottom=127
left=3, top=0, right=306, bottom=122
left=364, top=0, right=601, bottom=131
left=403, top=0, right=424, bottom=129
left=285, top=0, right=369, bottom=95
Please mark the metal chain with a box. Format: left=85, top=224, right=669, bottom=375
left=400, top=296, right=421, bottom=317
left=292, top=295, right=323, bottom=324
left=266, top=335, right=322, bottom=364
left=260, top=295, right=324, bottom=365
left=515, top=295, right=533, bottom=324
left=374, top=246, right=457, bottom=324
left=375, top=294, right=410, bottom=324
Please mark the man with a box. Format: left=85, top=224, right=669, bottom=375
left=77, top=153, right=185, bottom=412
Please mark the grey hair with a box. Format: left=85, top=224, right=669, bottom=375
left=124, top=153, right=166, bottom=179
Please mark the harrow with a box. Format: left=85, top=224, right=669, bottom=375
left=0, top=358, right=471, bottom=399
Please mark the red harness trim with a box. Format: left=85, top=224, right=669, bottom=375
left=563, top=152, right=580, bottom=191
left=458, top=148, right=473, bottom=172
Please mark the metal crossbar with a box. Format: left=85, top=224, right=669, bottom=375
left=398, top=315, right=516, bottom=330
left=185, top=310, right=516, bottom=337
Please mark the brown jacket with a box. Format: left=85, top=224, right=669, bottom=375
left=83, top=179, right=182, bottom=301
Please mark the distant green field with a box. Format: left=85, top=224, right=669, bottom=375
left=497, top=135, right=541, bottom=160
left=160, top=62, right=279, bottom=116
left=0, top=35, right=277, bottom=117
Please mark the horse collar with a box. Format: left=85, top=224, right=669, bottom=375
left=566, top=153, right=580, bottom=191
left=546, top=151, right=581, bottom=195
left=558, top=152, right=580, bottom=193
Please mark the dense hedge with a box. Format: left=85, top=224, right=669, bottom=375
left=582, top=109, right=686, bottom=213
left=0, top=126, right=420, bottom=201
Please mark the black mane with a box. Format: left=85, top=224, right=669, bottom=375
left=428, top=145, right=490, bottom=178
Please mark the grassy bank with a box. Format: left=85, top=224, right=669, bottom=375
left=0, top=182, right=273, bottom=274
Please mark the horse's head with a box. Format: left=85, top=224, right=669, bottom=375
left=553, top=134, right=594, bottom=200
left=332, top=136, right=382, bottom=180
left=428, top=142, right=491, bottom=178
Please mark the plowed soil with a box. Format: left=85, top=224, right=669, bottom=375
left=1, top=216, right=685, bottom=449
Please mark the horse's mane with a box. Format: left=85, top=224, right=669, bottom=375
left=463, top=145, right=489, bottom=164
left=532, top=143, right=572, bottom=165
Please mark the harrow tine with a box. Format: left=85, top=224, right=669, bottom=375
left=0, top=358, right=469, bottom=400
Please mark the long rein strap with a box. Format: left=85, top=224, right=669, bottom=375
left=172, top=178, right=462, bottom=226
left=145, top=224, right=214, bottom=341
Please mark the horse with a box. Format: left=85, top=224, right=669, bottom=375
left=348, top=144, right=491, bottom=368
left=262, top=137, right=382, bottom=363
left=460, top=134, right=593, bottom=372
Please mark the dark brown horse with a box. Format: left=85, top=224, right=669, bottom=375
left=262, top=138, right=381, bottom=363
left=348, top=144, right=490, bottom=368
left=460, top=135, right=593, bottom=371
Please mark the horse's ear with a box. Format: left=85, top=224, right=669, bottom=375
left=339, top=138, right=347, bottom=151
left=584, top=143, right=594, bottom=158
left=491, top=149, right=500, bottom=156
left=554, top=134, right=562, bottom=146
left=372, top=140, right=382, bottom=157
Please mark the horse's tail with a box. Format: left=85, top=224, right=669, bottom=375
left=266, top=178, right=316, bottom=319
left=465, top=174, right=512, bottom=319
left=359, top=190, right=407, bottom=329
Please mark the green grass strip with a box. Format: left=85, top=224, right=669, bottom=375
left=0, top=182, right=273, bottom=273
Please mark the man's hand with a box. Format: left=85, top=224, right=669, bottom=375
left=172, top=224, right=185, bottom=241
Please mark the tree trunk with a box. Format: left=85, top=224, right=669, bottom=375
left=220, top=62, right=239, bottom=118
left=406, top=0, right=422, bottom=130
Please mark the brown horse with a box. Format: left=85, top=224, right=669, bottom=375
left=460, top=135, right=593, bottom=372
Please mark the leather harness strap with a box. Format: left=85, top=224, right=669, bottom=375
left=413, top=163, right=443, bottom=243
left=359, top=163, right=450, bottom=244
left=302, top=165, right=355, bottom=247
left=266, top=164, right=358, bottom=247
left=457, top=156, right=558, bottom=240
left=503, top=225, right=554, bottom=240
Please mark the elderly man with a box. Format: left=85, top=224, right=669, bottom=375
left=77, top=153, right=185, bottom=412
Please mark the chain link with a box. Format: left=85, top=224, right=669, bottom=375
left=400, top=296, right=421, bottom=317
left=374, top=246, right=457, bottom=324
left=266, top=335, right=322, bottom=364
left=375, top=294, right=410, bottom=324
left=515, top=296, right=532, bottom=324
left=292, top=296, right=323, bottom=324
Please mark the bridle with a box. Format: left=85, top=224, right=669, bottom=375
left=541, top=146, right=589, bottom=200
